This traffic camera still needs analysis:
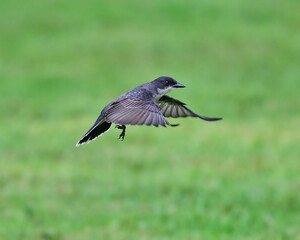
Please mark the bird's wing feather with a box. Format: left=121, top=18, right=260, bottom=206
left=158, top=95, right=222, bottom=121
left=105, top=98, right=169, bottom=127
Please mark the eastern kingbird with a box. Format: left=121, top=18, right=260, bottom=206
left=76, top=76, right=222, bottom=147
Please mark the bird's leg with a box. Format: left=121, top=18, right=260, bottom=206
left=116, top=125, right=126, bottom=140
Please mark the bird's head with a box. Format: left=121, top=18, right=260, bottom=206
left=152, top=76, right=185, bottom=99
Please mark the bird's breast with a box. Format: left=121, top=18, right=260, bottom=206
left=153, top=87, right=173, bottom=101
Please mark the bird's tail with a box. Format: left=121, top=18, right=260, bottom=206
left=76, top=116, right=111, bottom=147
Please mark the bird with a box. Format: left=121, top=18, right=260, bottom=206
left=76, top=76, right=222, bottom=147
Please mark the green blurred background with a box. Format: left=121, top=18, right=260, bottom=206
left=0, top=0, right=299, bottom=239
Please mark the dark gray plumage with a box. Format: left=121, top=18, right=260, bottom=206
left=76, top=76, right=222, bottom=146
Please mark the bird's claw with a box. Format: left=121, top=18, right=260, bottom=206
left=118, top=132, right=125, bottom=141
left=116, top=125, right=126, bottom=141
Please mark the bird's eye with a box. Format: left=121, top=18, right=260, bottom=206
left=165, top=80, right=169, bottom=85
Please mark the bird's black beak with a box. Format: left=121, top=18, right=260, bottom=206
left=173, top=82, right=185, bottom=88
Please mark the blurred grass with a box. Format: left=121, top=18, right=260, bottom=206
left=0, top=0, right=300, bottom=239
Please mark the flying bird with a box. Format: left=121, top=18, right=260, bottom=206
left=76, top=76, right=222, bottom=147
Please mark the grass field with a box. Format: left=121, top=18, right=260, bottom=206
left=0, top=0, right=299, bottom=239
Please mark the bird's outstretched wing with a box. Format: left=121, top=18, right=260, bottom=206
left=158, top=95, right=222, bottom=121
left=105, top=98, right=169, bottom=127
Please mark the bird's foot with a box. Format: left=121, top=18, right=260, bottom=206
left=119, top=131, right=125, bottom=141
left=116, top=125, right=126, bottom=141
left=170, top=124, right=180, bottom=127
